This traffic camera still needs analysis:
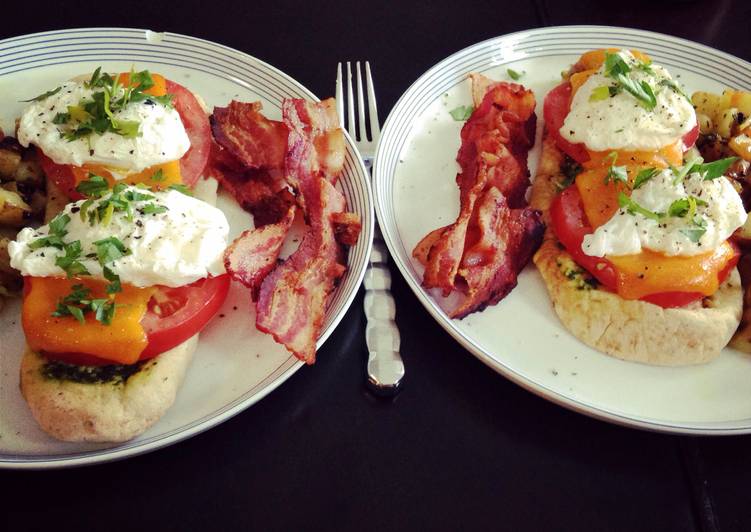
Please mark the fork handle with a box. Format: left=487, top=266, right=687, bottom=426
left=363, top=223, right=404, bottom=395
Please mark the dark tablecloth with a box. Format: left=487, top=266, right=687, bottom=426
left=3, top=1, right=751, bottom=530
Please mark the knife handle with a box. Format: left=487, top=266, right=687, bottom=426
left=363, top=224, right=404, bottom=395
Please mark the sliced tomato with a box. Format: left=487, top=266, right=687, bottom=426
left=39, top=77, right=211, bottom=198
left=549, top=185, right=618, bottom=289
left=166, top=80, right=211, bottom=187
left=549, top=186, right=736, bottom=308
left=543, top=81, right=590, bottom=163
left=41, top=275, right=230, bottom=366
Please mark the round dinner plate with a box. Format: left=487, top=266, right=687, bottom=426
left=373, top=25, right=751, bottom=435
left=0, top=28, right=373, bottom=468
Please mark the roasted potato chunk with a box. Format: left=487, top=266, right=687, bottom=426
left=0, top=188, right=31, bottom=226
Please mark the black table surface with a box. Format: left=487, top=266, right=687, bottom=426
left=3, top=1, right=751, bottom=530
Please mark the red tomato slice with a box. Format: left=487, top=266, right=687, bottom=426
left=42, top=275, right=230, bottom=366
left=39, top=78, right=210, bottom=198
left=549, top=186, right=720, bottom=308
left=543, top=81, right=590, bottom=163
left=549, top=185, right=618, bottom=289
left=166, top=80, right=211, bottom=187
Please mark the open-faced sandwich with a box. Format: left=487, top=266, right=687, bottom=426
left=7, top=69, right=231, bottom=441
left=2, top=67, right=362, bottom=442
left=531, top=49, right=747, bottom=365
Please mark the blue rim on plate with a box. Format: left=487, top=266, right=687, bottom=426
left=374, top=25, right=751, bottom=435
left=0, top=28, right=373, bottom=468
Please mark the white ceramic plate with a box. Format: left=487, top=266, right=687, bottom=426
left=0, top=28, right=373, bottom=468
left=374, top=25, right=751, bottom=434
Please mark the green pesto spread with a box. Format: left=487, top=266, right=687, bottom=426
left=42, top=359, right=150, bottom=385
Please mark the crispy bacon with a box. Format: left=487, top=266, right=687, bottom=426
left=283, top=98, right=345, bottom=194
left=414, top=76, right=542, bottom=317
left=451, top=187, right=543, bottom=318
left=332, top=212, right=362, bottom=246
left=211, top=101, right=288, bottom=170
left=256, top=178, right=348, bottom=363
left=212, top=97, right=361, bottom=363
left=223, top=204, right=296, bottom=299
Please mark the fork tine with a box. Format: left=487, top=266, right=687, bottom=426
left=346, top=62, right=356, bottom=140
left=355, top=62, right=367, bottom=142
left=365, top=62, right=380, bottom=139
left=336, top=62, right=344, bottom=128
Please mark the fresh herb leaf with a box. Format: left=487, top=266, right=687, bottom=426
left=680, top=216, right=707, bottom=243
left=618, top=192, right=661, bottom=221
left=633, top=167, right=658, bottom=189
left=93, top=237, right=129, bottom=266
left=696, top=157, right=739, bottom=180
left=51, top=283, right=116, bottom=325
left=21, top=86, right=62, bottom=103
left=168, top=183, right=193, bottom=196
left=52, top=112, right=71, bottom=125
left=141, top=203, right=168, bottom=215
left=48, top=213, right=71, bottom=236
left=449, top=105, right=474, bottom=121
left=589, top=86, right=611, bottom=102
left=29, top=213, right=70, bottom=250
left=658, top=78, right=690, bottom=101
left=151, top=169, right=165, bottom=182
left=103, top=265, right=122, bottom=294
left=76, top=174, right=110, bottom=198
left=602, top=52, right=657, bottom=110
left=507, top=68, right=523, bottom=81
left=603, top=52, right=631, bottom=77
left=91, top=298, right=116, bottom=325
left=55, top=240, right=90, bottom=278
left=604, top=164, right=628, bottom=185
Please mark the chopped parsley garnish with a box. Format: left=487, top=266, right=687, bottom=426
left=51, top=284, right=116, bottom=325
left=506, top=68, right=524, bottom=81
left=632, top=167, right=658, bottom=190
left=21, top=86, right=62, bottom=103
left=141, top=203, right=168, bottom=215
left=602, top=152, right=628, bottom=185
left=168, top=183, right=193, bottom=196
left=667, top=196, right=707, bottom=218
left=671, top=156, right=738, bottom=183
left=57, top=67, right=173, bottom=141
left=680, top=217, right=707, bottom=243
left=600, top=52, right=657, bottom=110
left=151, top=168, right=165, bottom=182
left=618, top=192, right=661, bottom=221
left=658, top=78, right=690, bottom=101
left=75, top=174, right=110, bottom=198
left=55, top=240, right=90, bottom=278
left=29, top=213, right=70, bottom=250
left=449, top=105, right=474, bottom=121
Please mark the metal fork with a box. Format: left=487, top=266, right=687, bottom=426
left=337, top=61, right=404, bottom=396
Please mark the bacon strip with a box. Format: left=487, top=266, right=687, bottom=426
left=254, top=98, right=359, bottom=363
left=212, top=97, right=360, bottom=363
left=283, top=98, right=345, bottom=193
left=223, top=204, right=296, bottom=299
left=451, top=187, right=543, bottom=318
left=256, top=178, right=348, bottom=363
left=414, top=76, right=542, bottom=316
left=211, top=101, right=288, bottom=170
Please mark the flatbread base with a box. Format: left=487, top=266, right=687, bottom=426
left=20, top=335, right=197, bottom=442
